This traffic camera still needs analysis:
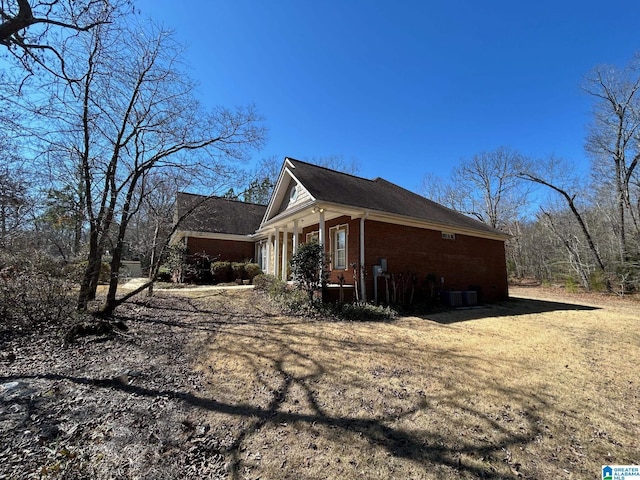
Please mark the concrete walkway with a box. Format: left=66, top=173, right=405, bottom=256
left=120, top=277, right=254, bottom=292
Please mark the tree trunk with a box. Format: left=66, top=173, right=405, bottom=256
left=87, top=247, right=103, bottom=301
left=615, top=156, right=628, bottom=264
left=146, top=219, right=161, bottom=297
left=103, top=241, right=124, bottom=316
left=100, top=279, right=154, bottom=317
left=77, top=227, right=101, bottom=310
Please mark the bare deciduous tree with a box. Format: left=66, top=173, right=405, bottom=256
left=584, top=54, right=640, bottom=263
left=539, top=209, right=592, bottom=290
left=457, top=147, right=532, bottom=230
left=519, top=157, right=608, bottom=289
left=13, top=16, right=266, bottom=314
left=0, top=139, right=32, bottom=246
left=420, top=147, right=532, bottom=231
left=420, top=147, right=534, bottom=279
left=303, top=154, right=360, bottom=176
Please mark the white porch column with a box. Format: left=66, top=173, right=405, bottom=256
left=273, top=227, right=280, bottom=279
left=292, top=220, right=299, bottom=254
left=265, top=236, right=272, bottom=274
left=281, top=225, right=288, bottom=281
left=318, top=209, right=325, bottom=247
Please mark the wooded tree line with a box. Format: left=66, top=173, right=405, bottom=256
left=421, top=55, right=640, bottom=292
left=1, top=1, right=266, bottom=316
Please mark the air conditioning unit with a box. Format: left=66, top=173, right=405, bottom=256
left=445, top=291, right=463, bottom=307
left=462, top=291, right=478, bottom=306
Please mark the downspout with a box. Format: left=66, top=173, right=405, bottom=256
left=360, top=212, right=368, bottom=302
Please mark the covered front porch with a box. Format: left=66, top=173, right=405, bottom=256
left=253, top=203, right=368, bottom=301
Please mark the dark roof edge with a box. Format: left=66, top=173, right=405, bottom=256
left=371, top=178, right=503, bottom=234
left=178, top=191, right=268, bottom=207
left=286, top=157, right=376, bottom=184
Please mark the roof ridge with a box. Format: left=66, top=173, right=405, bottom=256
left=286, top=157, right=374, bottom=183
left=178, top=191, right=267, bottom=207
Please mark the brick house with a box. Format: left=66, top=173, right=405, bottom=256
left=172, top=193, right=267, bottom=262
left=173, top=157, right=509, bottom=303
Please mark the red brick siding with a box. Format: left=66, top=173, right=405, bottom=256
left=303, top=218, right=508, bottom=302
left=186, top=236, right=256, bottom=263
left=363, top=220, right=508, bottom=302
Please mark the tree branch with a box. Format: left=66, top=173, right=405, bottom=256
left=519, top=172, right=607, bottom=274
left=0, top=0, right=35, bottom=46
left=0, top=0, right=108, bottom=46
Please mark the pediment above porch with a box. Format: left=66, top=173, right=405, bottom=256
left=258, top=158, right=367, bottom=233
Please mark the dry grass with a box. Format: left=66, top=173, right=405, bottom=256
left=178, top=287, right=640, bottom=479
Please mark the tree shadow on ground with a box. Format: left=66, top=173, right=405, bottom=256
left=422, top=296, right=599, bottom=324
left=1, top=291, right=585, bottom=479
left=1, top=362, right=543, bottom=480
left=6, top=288, right=560, bottom=478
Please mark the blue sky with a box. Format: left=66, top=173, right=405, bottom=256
left=135, top=0, right=640, bottom=191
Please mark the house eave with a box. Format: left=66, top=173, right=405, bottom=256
left=365, top=209, right=510, bottom=241
left=171, top=230, right=256, bottom=244
left=257, top=199, right=508, bottom=241
left=257, top=200, right=315, bottom=231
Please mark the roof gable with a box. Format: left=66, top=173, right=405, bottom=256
left=261, top=158, right=315, bottom=223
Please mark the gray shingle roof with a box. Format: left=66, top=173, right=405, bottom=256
left=287, top=158, right=504, bottom=236
left=177, top=193, right=266, bottom=235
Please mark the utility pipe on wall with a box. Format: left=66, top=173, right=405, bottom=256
left=360, top=212, right=368, bottom=302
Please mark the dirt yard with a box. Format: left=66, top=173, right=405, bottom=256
left=1, top=285, right=639, bottom=479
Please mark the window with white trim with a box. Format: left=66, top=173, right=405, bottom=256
left=330, top=225, right=348, bottom=270
left=306, top=230, right=319, bottom=244
left=289, top=184, right=298, bottom=202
